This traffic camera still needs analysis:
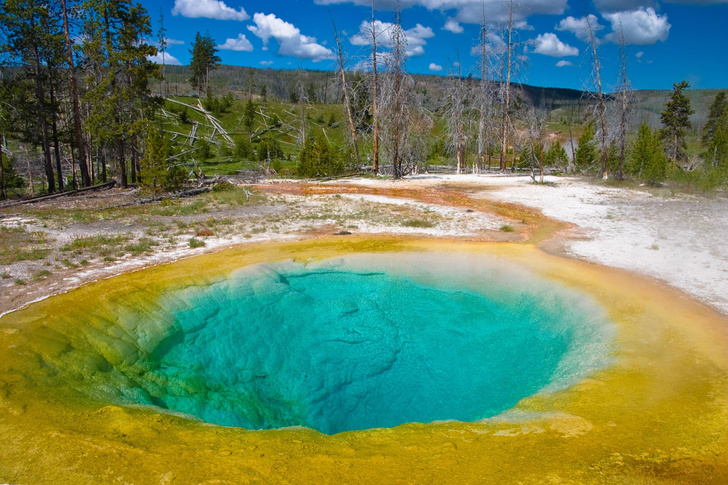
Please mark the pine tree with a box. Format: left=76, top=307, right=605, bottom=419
left=702, top=91, right=727, bottom=146
left=189, top=31, right=220, bottom=97
left=660, top=80, right=694, bottom=165
left=574, top=121, right=596, bottom=170
left=139, top=125, right=167, bottom=196
left=629, top=121, right=666, bottom=184
left=243, top=99, right=256, bottom=133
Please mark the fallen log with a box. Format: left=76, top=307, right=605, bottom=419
left=0, top=181, right=116, bottom=208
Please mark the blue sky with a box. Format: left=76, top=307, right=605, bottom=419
left=142, top=0, right=728, bottom=91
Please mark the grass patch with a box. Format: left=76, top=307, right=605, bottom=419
left=14, top=279, right=26, bottom=285
left=188, top=238, right=206, bottom=248
left=123, top=237, right=158, bottom=256
left=500, top=224, right=515, bottom=232
left=32, top=269, right=52, bottom=281
left=62, top=234, right=130, bottom=254
left=0, top=227, right=50, bottom=265
left=401, top=219, right=435, bottom=228
left=1, top=272, right=10, bottom=279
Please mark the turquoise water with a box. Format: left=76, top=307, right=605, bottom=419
left=125, top=253, right=613, bottom=434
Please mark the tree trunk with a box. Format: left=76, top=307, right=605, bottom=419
left=331, top=17, right=361, bottom=168
left=371, top=2, right=379, bottom=175
left=31, top=41, right=55, bottom=193
left=49, top=78, right=64, bottom=192
left=587, top=16, right=609, bottom=179
left=62, top=0, right=91, bottom=187
left=500, top=0, right=513, bottom=172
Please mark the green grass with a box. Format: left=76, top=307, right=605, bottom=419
left=14, top=279, right=26, bottom=285
left=401, top=219, right=435, bottom=228
left=62, top=234, right=131, bottom=254
left=188, top=237, right=206, bottom=248
left=500, top=224, right=515, bottom=232
left=123, top=237, right=158, bottom=256
left=0, top=227, right=51, bottom=265
left=32, top=269, right=52, bottom=281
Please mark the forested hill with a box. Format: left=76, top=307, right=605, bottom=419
left=159, top=64, right=586, bottom=107
left=157, top=64, right=720, bottom=127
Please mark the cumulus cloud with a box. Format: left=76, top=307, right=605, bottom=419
left=429, top=62, right=443, bottom=71
left=217, top=34, right=254, bottom=51
left=147, top=52, right=182, bottom=66
left=593, top=0, right=655, bottom=13
left=556, top=14, right=604, bottom=42
left=603, top=7, right=670, bottom=45
left=555, top=60, right=572, bottom=67
left=443, top=18, right=464, bottom=34
left=350, top=20, right=435, bottom=57
left=172, top=0, right=249, bottom=21
left=315, top=0, right=567, bottom=26
left=248, top=13, right=334, bottom=61
left=260, top=60, right=274, bottom=66
left=533, top=32, right=578, bottom=57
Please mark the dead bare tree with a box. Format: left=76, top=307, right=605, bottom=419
left=499, top=0, right=515, bottom=172
left=331, top=15, right=361, bottom=168
left=445, top=57, right=468, bottom=174
left=475, top=11, right=498, bottom=173
left=615, top=24, right=633, bottom=181
left=380, top=6, right=410, bottom=178
left=585, top=15, right=609, bottom=179
left=371, top=3, right=380, bottom=174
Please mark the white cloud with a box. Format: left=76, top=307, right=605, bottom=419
left=147, top=52, right=182, bottom=66
left=217, top=34, right=254, bottom=51
left=603, top=7, right=670, bottom=45
left=165, top=37, right=185, bottom=46
left=555, top=60, right=572, bottom=67
left=350, top=20, right=435, bottom=57
left=556, top=14, right=604, bottom=42
left=636, top=51, right=644, bottom=58
left=533, top=33, right=578, bottom=57
left=248, top=13, right=334, bottom=62
left=260, top=60, right=274, bottom=66
left=429, top=62, right=443, bottom=71
left=593, top=0, right=655, bottom=13
left=443, top=18, right=464, bottom=34
left=171, top=0, right=249, bottom=21
left=315, top=0, right=568, bottom=26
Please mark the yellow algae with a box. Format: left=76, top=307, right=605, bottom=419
left=0, top=236, right=727, bottom=484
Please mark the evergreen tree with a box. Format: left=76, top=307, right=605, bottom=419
left=702, top=91, right=727, bottom=146
left=574, top=121, right=596, bottom=170
left=139, top=125, right=167, bottom=196
left=705, top=110, right=728, bottom=173
left=0, top=0, right=66, bottom=193
left=297, top=135, right=343, bottom=177
left=189, top=31, right=220, bottom=97
left=544, top=142, right=568, bottom=168
left=660, top=80, right=694, bottom=165
left=243, top=99, right=256, bottom=132
left=629, top=121, right=666, bottom=183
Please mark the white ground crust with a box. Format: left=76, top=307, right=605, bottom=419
left=360, top=174, right=728, bottom=315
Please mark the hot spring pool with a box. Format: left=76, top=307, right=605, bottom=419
left=90, top=252, right=614, bottom=434
left=4, top=239, right=728, bottom=483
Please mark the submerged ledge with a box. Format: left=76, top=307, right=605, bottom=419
left=1, top=237, right=728, bottom=483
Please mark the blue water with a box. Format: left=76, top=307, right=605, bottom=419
left=130, top=254, right=613, bottom=434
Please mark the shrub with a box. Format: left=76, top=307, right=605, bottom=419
left=189, top=238, right=206, bottom=248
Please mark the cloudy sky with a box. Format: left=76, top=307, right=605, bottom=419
left=144, top=0, right=728, bottom=91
